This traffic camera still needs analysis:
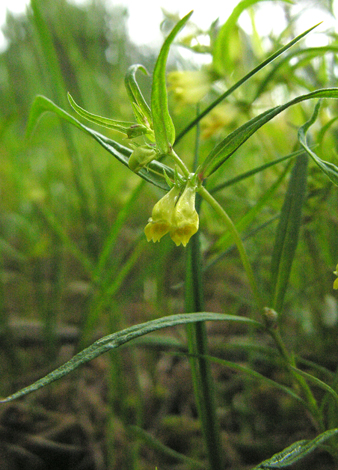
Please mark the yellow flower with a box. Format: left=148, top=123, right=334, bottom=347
left=144, top=180, right=199, bottom=247
left=334, top=265, right=338, bottom=290
left=144, top=186, right=180, bottom=243
left=170, top=184, right=199, bottom=247
left=168, top=70, right=211, bottom=106
left=200, top=104, right=237, bottom=139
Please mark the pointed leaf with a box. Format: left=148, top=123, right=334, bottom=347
left=67, top=93, right=137, bottom=135
left=0, top=312, right=262, bottom=403
left=212, top=0, right=293, bottom=76
left=176, top=23, right=321, bottom=143
left=253, top=428, right=338, bottom=468
left=270, top=154, right=308, bottom=312
left=151, top=11, right=193, bottom=154
left=200, top=88, right=338, bottom=178
left=298, top=100, right=338, bottom=187
left=27, top=95, right=174, bottom=190
left=125, top=64, right=152, bottom=126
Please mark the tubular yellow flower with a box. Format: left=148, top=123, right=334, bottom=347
left=144, top=186, right=180, bottom=243
left=170, top=184, right=199, bottom=247
left=334, top=265, right=338, bottom=289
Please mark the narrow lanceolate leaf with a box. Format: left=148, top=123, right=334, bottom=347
left=212, top=0, right=292, bottom=76
left=125, top=64, right=152, bottom=126
left=0, top=312, right=262, bottom=403
left=253, top=428, right=338, bottom=469
left=299, top=100, right=338, bottom=187
left=27, top=95, right=174, bottom=190
left=176, top=22, right=321, bottom=143
left=270, top=154, right=308, bottom=313
left=200, top=88, right=338, bottom=178
left=151, top=11, right=193, bottom=154
left=67, top=93, right=138, bottom=135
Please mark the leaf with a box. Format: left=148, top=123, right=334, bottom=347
left=27, top=95, right=174, bottom=191
left=290, top=366, right=338, bottom=405
left=253, top=428, right=338, bottom=468
left=129, top=425, right=204, bottom=468
left=125, top=64, right=152, bottom=126
left=0, top=312, right=262, bottom=403
left=212, top=0, right=293, bottom=76
left=200, top=88, right=338, bottom=178
left=201, top=355, right=305, bottom=406
left=254, top=45, right=338, bottom=100
left=176, top=23, right=321, bottom=143
left=210, top=149, right=303, bottom=194
left=67, top=93, right=137, bottom=135
left=213, top=161, right=291, bottom=255
left=151, top=11, right=193, bottom=154
left=298, top=100, right=338, bottom=187
left=269, top=154, right=308, bottom=313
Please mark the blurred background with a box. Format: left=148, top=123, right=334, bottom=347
left=1, top=1, right=338, bottom=469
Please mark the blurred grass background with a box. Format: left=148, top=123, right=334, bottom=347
left=1, top=0, right=338, bottom=468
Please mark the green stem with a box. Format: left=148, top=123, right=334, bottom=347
left=198, top=185, right=264, bottom=312
left=199, top=185, right=324, bottom=430
left=171, top=149, right=190, bottom=178
left=185, top=209, right=223, bottom=470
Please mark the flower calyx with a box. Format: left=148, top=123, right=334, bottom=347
left=128, top=145, right=158, bottom=173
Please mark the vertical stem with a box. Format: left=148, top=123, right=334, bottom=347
left=185, top=225, right=223, bottom=470
left=198, top=185, right=264, bottom=311
left=184, top=116, right=223, bottom=469
left=199, top=185, right=324, bottom=430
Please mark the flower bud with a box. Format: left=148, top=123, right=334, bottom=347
left=128, top=145, right=157, bottom=173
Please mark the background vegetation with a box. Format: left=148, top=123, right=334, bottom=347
left=1, top=0, right=338, bottom=469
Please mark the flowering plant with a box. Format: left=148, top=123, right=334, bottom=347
left=4, top=7, right=338, bottom=470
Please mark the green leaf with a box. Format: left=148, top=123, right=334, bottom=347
left=212, top=161, right=291, bottom=256
left=125, top=64, right=153, bottom=127
left=253, top=428, right=338, bottom=468
left=151, top=11, right=193, bottom=154
left=201, top=355, right=305, bottom=406
left=0, top=312, right=262, bottom=403
left=129, top=425, right=204, bottom=468
left=212, top=0, right=293, bottom=76
left=200, top=88, right=338, bottom=178
left=27, top=95, right=174, bottom=191
left=254, top=45, right=338, bottom=100
left=290, top=366, right=338, bottom=405
left=298, top=100, right=338, bottom=187
left=210, top=149, right=303, bottom=194
left=176, top=23, right=321, bottom=143
left=67, top=92, right=137, bottom=135
left=269, top=154, right=308, bottom=313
